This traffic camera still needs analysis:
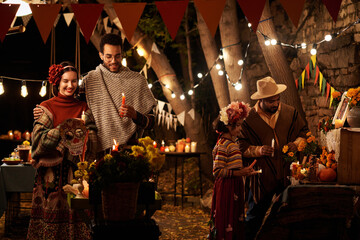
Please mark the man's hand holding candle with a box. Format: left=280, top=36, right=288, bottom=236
left=119, top=104, right=137, bottom=119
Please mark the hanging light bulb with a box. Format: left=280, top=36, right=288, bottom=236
left=234, top=82, right=242, bottom=91
left=148, top=83, right=153, bottom=89
left=180, top=94, right=185, bottom=100
left=39, top=81, right=47, bottom=97
left=4, top=0, right=32, bottom=17
left=238, top=59, right=244, bottom=66
left=0, top=78, right=4, bottom=95
left=121, top=58, right=127, bottom=67
left=301, top=43, right=307, bottom=49
left=324, top=34, right=332, bottom=42
left=248, top=23, right=252, bottom=28
left=310, top=44, right=317, bottom=55
left=264, top=39, right=271, bottom=46
left=215, top=64, right=221, bottom=70
left=218, top=70, right=224, bottom=76
left=21, top=80, right=28, bottom=97
left=137, top=48, right=145, bottom=57
left=271, top=39, right=277, bottom=45
left=188, top=89, right=193, bottom=95
left=171, top=92, right=176, bottom=98
left=197, top=73, right=203, bottom=79
left=165, top=84, right=170, bottom=89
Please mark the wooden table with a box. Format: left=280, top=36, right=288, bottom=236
left=163, top=152, right=205, bottom=207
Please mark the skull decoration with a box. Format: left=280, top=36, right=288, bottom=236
left=59, top=118, right=87, bottom=156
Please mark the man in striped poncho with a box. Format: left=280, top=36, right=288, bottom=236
left=238, top=76, right=308, bottom=240
left=84, top=33, right=156, bottom=154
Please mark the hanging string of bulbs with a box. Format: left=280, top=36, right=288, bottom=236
left=0, top=76, right=47, bottom=97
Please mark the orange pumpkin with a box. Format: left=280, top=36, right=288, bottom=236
left=319, top=168, right=337, bottom=182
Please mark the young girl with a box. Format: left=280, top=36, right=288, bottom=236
left=28, top=62, right=97, bottom=240
left=210, top=101, right=257, bottom=240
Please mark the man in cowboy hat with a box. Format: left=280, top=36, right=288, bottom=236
left=238, top=76, right=308, bottom=240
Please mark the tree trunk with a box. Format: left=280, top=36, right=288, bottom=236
left=195, top=6, right=230, bottom=109
left=219, top=0, right=251, bottom=104
left=96, top=0, right=214, bottom=178
left=256, top=0, right=306, bottom=120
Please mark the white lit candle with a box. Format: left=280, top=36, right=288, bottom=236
left=165, top=146, right=170, bottom=152
left=271, top=138, right=275, bottom=157
left=185, top=144, right=190, bottom=153
left=25, top=131, right=30, bottom=140
left=81, top=111, right=86, bottom=122
left=191, top=142, right=197, bottom=152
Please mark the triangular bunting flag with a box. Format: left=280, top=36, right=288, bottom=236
left=162, top=111, right=167, bottom=126
left=54, top=14, right=61, bottom=27
left=311, top=55, right=317, bottom=68
left=298, top=75, right=302, bottom=91
left=326, top=82, right=331, bottom=102
left=167, top=115, right=170, bottom=130
left=314, top=66, right=320, bottom=85
left=147, top=54, right=152, bottom=68
left=177, top=111, right=185, bottom=126
left=141, top=64, right=148, bottom=79
left=30, top=4, right=61, bottom=44
left=194, top=0, right=227, bottom=37
left=151, top=42, right=161, bottom=54
left=103, top=17, right=110, bottom=33
left=188, top=108, right=195, bottom=121
left=158, top=100, right=165, bottom=112
left=321, top=0, right=343, bottom=22
left=63, top=13, right=74, bottom=27
left=155, top=0, right=189, bottom=40
left=22, top=15, right=31, bottom=27
left=158, top=111, right=162, bottom=126
left=329, top=87, right=335, bottom=108
left=71, top=4, right=104, bottom=43
left=305, top=63, right=310, bottom=80
left=295, top=79, right=298, bottom=89
left=301, top=70, right=305, bottom=89
left=279, top=0, right=306, bottom=28
left=166, top=103, right=172, bottom=114
left=169, top=114, right=173, bottom=128
left=237, top=0, right=266, bottom=32
left=0, top=3, right=19, bottom=42
left=319, top=72, right=323, bottom=92
left=112, top=17, right=126, bottom=43
left=112, top=3, right=146, bottom=42
left=321, top=77, right=326, bottom=96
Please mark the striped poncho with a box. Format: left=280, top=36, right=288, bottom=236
left=212, top=137, right=244, bottom=178
left=85, top=64, right=156, bottom=151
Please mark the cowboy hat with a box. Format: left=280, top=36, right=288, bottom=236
left=250, top=76, right=287, bottom=100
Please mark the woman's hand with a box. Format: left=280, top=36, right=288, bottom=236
left=234, top=166, right=257, bottom=177
left=33, top=104, right=43, bottom=120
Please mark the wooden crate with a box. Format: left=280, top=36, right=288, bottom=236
left=338, top=128, right=360, bottom=184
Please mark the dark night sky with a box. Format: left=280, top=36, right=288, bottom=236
left=0, top=14, right=100, bottom=135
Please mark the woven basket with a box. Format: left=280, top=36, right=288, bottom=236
left=101, top=182, right=140, bottom=221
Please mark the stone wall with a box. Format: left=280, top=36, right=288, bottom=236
left=240, top=0, right=360, bottom=136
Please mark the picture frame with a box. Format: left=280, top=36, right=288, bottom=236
left=332, top=91, right=349, bottom=127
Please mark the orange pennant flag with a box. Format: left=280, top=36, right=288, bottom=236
left=279, top=0, right=306, bottom=28
left=237, top=0, right=266, bottom=32
left=321, top=0, right=343, bottom=22
left=30, top=4, right=61, bottom=44
left=112, top=3, right=146, bottom=42
left=71, top=4, right=104, bottom=44
left=194, top=0, right=227, bottom=37
left=0, top=4, right=19, bottom=42
left=295, top=79, right=298, bottom=89
left=305, top=63, right=310, bottom=80
left=326, top=82, right=331, bottom=102
left=314, top=66, right=320, bottom=85
left=155, top=0, right=189, bottom=40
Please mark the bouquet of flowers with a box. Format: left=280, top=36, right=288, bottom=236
left=301, top=132, right=321, bottom=156
left=331, top=91, right=342, bottom=109
left=290, top=161, right=309, bottom=180
left=318, top=117, right=335, bottom=134
left=346, top=87, right=360, bottom=108
left=282, top=145, right=298, bottom=163
left=318, top=147, right=337, bottom=170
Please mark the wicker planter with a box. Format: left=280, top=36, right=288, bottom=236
left=101, top=182, right=140, bottom=221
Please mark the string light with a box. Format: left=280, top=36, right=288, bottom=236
left=180, top=94, right=185, bottom=100
left=171, top=92, right=176, bottom=98
left=310, top=44, right=317, bottom=55
left=197, top=73, right=203, bottom=78
left=148, top=83, right=153, bottom=88
left=39, top=81, right=47, bottom=97
left=165, top=84, right=170, bottom=89
left=218, top=70, right=224, bottom=76
left=215, top=64, right=221, bottom=70
left=121, top=58, right=127, bottom=67
left=137, top=47, right=145, bottom=57
left=324, top=34, right=332, bottom=41
left=234, top=82, right=242, bottom=91
left=188, top=89, right=193, bottom=95
left=21, top=80, right=28, bottom=97
left=0, top=78, right=4, bottom=95
left=238, top=59, right=244, bottom=66
left=270, top=39, right=277, bottom=45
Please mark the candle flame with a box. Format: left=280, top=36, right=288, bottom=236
left=113, top=139, right=117, bottom=145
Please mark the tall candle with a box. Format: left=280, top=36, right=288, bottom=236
left=81, top=111, right=86, bottom=122
left=25, top=131, right=30, bottom=141
left=122, top=93, right=126, bottom=105
left=271, top=138, right=275, bottom=157
left=190, top=142, right=197, bottom=152
left=153, top=141, right=157, bottom=148
left=185, top=144, right=190, bottom=153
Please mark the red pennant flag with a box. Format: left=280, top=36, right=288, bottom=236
left=112, top=3, right=146, bottom=42
left=321, top=0, right=343, bottom=22
left=305, top=63, right=310, bottom=80
left=155, top=0, right=189, bottom=40
left=30, top=4, right=61, bottom=44
left=295, top=79, right=298, bottom=89
left=71, top=4, right=104, bottom=43
left=0, top=4, right=19, bottom=42
left=237, top=0, right=266, bottom=31
left=194, top=0, right=227, bottom=37
left=314, top=66, right=320, bottom=85
left=279, top=0, right=306, bottom=28
left=326, top=82, right=331, bottom=102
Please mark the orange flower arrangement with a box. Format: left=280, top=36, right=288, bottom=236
left=346, top=87, right=360, bottom=108
left=331, top=91, right=342, bottom=109
left=318, top=146, right=337, bottom=170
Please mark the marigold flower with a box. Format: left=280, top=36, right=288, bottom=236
left=306, top=132, right=312, bottom=136
left=288, top=152, right=294, bottom=157
left=77, top=161, right=88, bottom=170
left=282, top=145, right=289, bottom=153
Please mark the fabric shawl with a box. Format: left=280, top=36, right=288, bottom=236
left=85, top=64, right=156, bottom=151
left=238, top=103, right=308, bottom=203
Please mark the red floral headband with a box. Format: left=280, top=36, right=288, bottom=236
left=219, top=101, right=251, bottom=125
left=48, top=64, right=64, bottom=86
